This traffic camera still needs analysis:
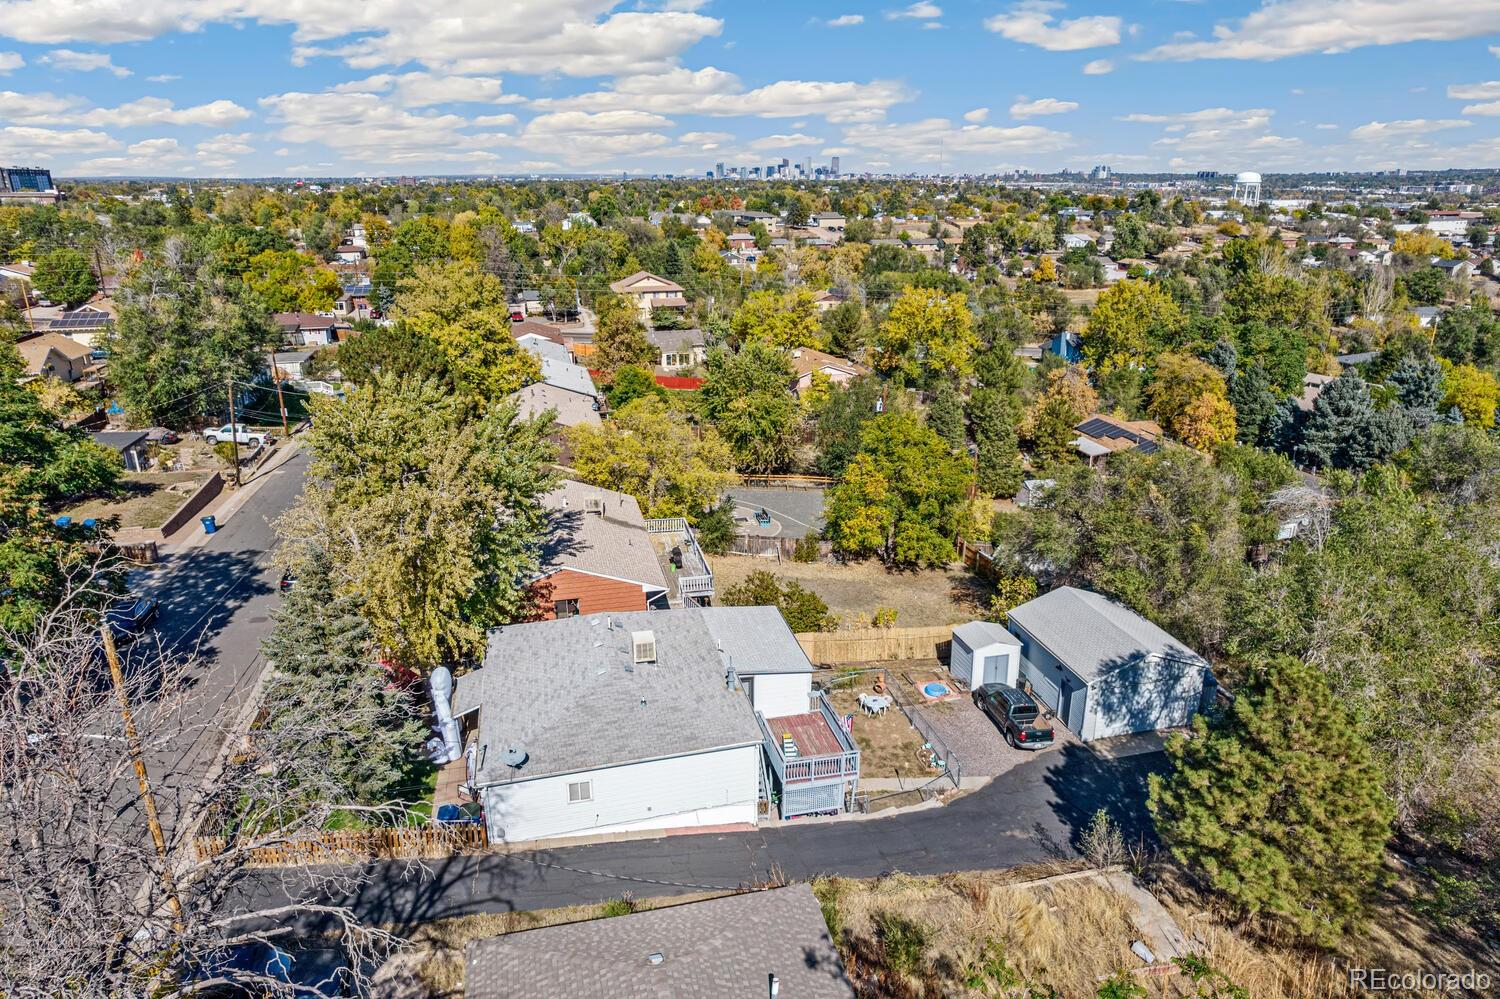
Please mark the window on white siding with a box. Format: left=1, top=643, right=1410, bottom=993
left=567, top=780, right=592, bottom=803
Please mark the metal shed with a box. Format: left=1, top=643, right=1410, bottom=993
left=949, top=621, right=1023, bottom=692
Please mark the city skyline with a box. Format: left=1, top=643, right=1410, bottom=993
left=2, top=2, right=1500, bottom=177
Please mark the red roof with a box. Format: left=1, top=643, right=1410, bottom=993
left=587, top=372, right=703, bottom=391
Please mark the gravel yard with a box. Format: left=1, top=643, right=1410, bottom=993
left=708, top=556, right=995, bottom=629
left=909, top=690, right=1074, bottom=779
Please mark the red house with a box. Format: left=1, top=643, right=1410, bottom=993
left=531, top=481, right=671, bottom=618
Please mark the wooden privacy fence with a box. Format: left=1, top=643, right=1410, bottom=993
left=725, top=534, right=835, bottom=560
left=956, top=536, right=999, bottom=582
left=795, top=625, right=953, bottom=666
left=193, top=825, right=487, bottom=866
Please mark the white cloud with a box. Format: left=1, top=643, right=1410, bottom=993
left=146, top=73, right=180, bottom=83
left=40, top=48, right=130, bottom=77
left=842, top=117, right=1072, bottom=164
left=1461, top=101, right=1500, bottom=116
left=471, top=112, right=519, bottom=127
left=1121, top=106, right=1300, bottom=160
left=0, top=125, right=120, bottom=158
left=984, top=2, right=1122, bottom=51
left=963, top=107, right=990, bottom=123
left=260, top=90, right=510, bottom=165
left=0, top=93, right=252, bottom=127
left=679, top=130, right=734, bottom=144
left=0, top=52, right=23, bottom=74
left=1082, top=58, right=1114, bottom=74
left=1010, top=96, right=1079, bottom=117
left=197, top=132, right=255, bottom=157
left=1142, top=0, right=1500, bottom=61
left=1349, top=118, right=1471, bottom=140
left=530, top=67, right=911, bottom=122
left=330, top=71, right=515, bottom=107
left=127, top=137, right=183, bottom=157
left=1449, top=81, right=1500, bottom=99
left=748, top=133, right=822, bottom=149
left=522, top=110, right=674, bottom=136
left=0, top=1, right=723, bottom=79
left=827, top=14, right=864, bottom=27
left=1491, top=45, right=1500, bottom=57
left=887, top=2, right=941, bottom=19
left=1120, top=107, right=1273, bottom=130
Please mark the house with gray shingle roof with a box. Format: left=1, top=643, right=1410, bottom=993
left=448, top=606, right=859, bottom=842
left=465, top=884, right=854, bottom=999
left=1004, top=586, right=1214, bottom=742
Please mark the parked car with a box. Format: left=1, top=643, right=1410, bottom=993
left=202, top=423, right=269, bottom=449
left=144, top=426, right=181, bottom=445
left=278, top=570, right=296, bottom=592
left=106, top=595, right=160, bottom=643
left=974, top=683, right=1055, bottom=750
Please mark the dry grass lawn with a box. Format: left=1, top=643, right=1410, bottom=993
left=826, top=686, right=933, bottom=779
left=60, top=471, right=213, bottom=529
left=709, top=556, right=995, bottom=629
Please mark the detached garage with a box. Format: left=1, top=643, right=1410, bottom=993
left=949, top=621, right=1022, bottom=691
left=1005, top=587, right=1215, bottom=742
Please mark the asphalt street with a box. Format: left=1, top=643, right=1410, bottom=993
left=123, top=450, right=309, bottom=837
left=238, top=741, right=1167, bottom=926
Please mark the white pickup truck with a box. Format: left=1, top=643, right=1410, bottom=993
left=202, top=423, right=270, bottom=449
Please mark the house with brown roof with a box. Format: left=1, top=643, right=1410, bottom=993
left=608, top=270, right=687, bottom=323
left=16, top=332, right=96, bottom=385
left=788, top=347, right=867, bottom=396
left=273, top=312, right=339, bottom=347
left=1071, top=413, right=1164, bottom=465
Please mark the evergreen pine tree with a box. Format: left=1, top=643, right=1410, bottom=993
left=260, top=552, right=426, bottom=809
left=926, top=380, right=966, bottom=451
left=1387, top=355, right=1444, bottom=428
left=976, top=424, right=1023, bottom=497
left=1297, top=372, right=1378, bottom=470
left=1148, top=657, right=1393, bottom=943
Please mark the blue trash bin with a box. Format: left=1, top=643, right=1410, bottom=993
left=54, top=516, right=72, bottom=528
left=83, top=518, right=98, bottom=530
left=200, top=515, right=218, bottom=534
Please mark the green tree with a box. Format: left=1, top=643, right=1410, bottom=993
left=244, top=249, right=340, bottom=313
left=1297, top=372, right=1400, bottom=470
left=824, top=411, right=973, bottom=567
left=1148, top=657, right=1394, bottom=943
left=698, top=344, right=799, bottom=473
left=920, top=374, right=962, bottom=442
left=814, top=374, right=883, bottom=478
left=0, top=341, right=122, bottom=636
left=992, top=450, right=1255, bottom=654
left=31, top=248, right=97, bottom=307
left=276, top=377, right=556, bottom=669
left=721, top=570, right=836, bottom=633
left=107, top=247, right=278, bottom=428
left=872, top=287, right=977, bottom=384
left=730, top=289, right=822, bottom=350
left=1441, top=362, right=1499, bottom=427
left=335, top=324, right=456, bottom=389
left=1082, top=280, right=1185, bottom=374
left=593, top=308, right=656, bottom=374
left=604, top=365, right=664, bottom=410
left=260, top=550, right=425, bottom=806
left=567, top=396, right=738, bottom=519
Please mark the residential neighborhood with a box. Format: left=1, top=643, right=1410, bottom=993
left=4, top=6, right=1500, bottom=996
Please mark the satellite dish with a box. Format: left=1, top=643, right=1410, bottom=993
left=501, top=745, right=529, bottom=769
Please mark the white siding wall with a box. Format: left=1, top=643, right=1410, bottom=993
left=480, top=744, right=762, bottom=843
left=1085, top=656, right=1207, bottom=741
left=746, top=672, right=812, bottom=718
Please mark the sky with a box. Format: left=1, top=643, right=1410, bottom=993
left=2, top=1, right=1500, bottom=178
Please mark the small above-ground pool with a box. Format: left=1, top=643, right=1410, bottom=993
left=921, top=681, right=952, bottom=699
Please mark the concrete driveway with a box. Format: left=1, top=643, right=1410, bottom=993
left=727, top=487, right=825, bottom=539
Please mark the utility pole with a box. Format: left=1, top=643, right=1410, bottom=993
left=267, top=346, right=288, bottom=437
left=225, top=377, right=241, bottom=487
left=100, top=626, right=184, bottom=930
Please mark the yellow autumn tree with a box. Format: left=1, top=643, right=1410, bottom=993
left=1442, top=363, right=1499, bottom=426
left=1178, top=393, right=1238, bottom=452
left=1393, top=230, right=1459, bottom=260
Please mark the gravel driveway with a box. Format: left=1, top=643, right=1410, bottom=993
left=909, top=693, right=1077, bottom=779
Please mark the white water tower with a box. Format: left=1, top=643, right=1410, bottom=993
left=1233, top=171, right=1262, bottom=207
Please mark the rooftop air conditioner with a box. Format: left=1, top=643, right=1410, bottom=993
left=631, top=630, right=657, bottom=664
left=584, top=495, right=606, bottom=516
